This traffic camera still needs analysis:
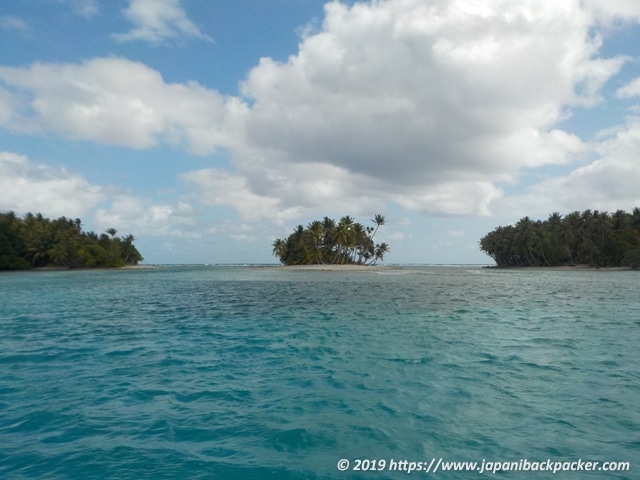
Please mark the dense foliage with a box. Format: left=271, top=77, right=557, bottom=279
left=479, top=208, right=640, bottom=268
left=0, top=211, right=143, bottom=270
left=273, top=215, right=389, bottom=266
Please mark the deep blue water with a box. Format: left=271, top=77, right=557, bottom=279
left=1, top=265, right=638, bottom=479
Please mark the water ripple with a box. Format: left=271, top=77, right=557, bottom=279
left=1, top=266, right=638, bottom=479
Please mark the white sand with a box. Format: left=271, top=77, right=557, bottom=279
left=279, top=264, right=395, bottom=271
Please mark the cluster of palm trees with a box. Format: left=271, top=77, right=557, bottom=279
left=272, top=215, right=390, bottom=266
left=0, top=211, right=143, bottom=270
left=480, top=208, right=640, bottom=268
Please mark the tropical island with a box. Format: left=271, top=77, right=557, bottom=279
left=272, top=215, right=389, bottom=266
left=480, top=208, right=640, bottom=269
left=0, top=211, right=143, bottom=270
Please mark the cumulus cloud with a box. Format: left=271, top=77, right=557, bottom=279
left=494, top=116, right=640, bottom=217
left=232, top=0, right=614, bottom=215
left=181, top=168, right=298, bottom=224
left=0, top=151, right=198, bottom=240
left=0, top=152, right=103, bottom=217
left=390, top=181, right=503, bottom=216
left=181, top=160, right=392, bottom=224
left=0, top=57, right=245, bottom=153
left=94, top=196, right=196, bottom=236
left=582, top=0, right=640, bottom=22
left=113, top=0, right=212, bottom=44
left=0, top=0, right=638, bottom=222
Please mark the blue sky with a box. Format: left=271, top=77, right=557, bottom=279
left=2, top=0, right=640, bottom=265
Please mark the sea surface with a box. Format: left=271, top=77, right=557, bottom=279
left=0, top=265, right=638, bottom=479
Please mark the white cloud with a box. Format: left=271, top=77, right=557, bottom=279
left=616, top=76, right=640, bottom=98
left=181, top=167, right=296, bottom=223
left=582, top=0, right=640, bottom=22
left=94, top=195, right=196, bottom=236
left=235, top=0, right=622, bottom=215
left=0, top=15, right=30, bottom=32
left=494, top=116, right=640, bottom=216
left=59, top=0, right=100, bottom=18
left=182, top=160, right=393, bottom=225
left=0, top=152, right=103, bottom=217
left=0, top=0, right=638, bottom=223
left=0, top=57, right=245, bottom=153
left=113, top=0, right=212, bottom=44
left=0, top=151, right=199, bottom=241
left=387, top=231, right=412, bottom=241
left=230, top=233, right=256, bottom=243
left=391, top=181, right=503, bottom=216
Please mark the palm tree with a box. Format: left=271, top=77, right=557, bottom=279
left=370, top=214, right=386, bottom=240
left=352, top=223, right=371, bottom=264
left=612, top=210, right=631, bottom=231
left=370, top=242, right=389, bottom=265
left=48, top=242, right=70, bottom=267
left=305, top=220, right=325, bottom=263
left=305, top=246, right=324, bottom=265
left=24, top=221, right=52, bottom=267
left=0, top=212, right=144, bottom=270
left=339, top=215, right=354, bottom=227
left=271, top=215, right=389, bottom=266
left=632, top=207, right=640, bottom=229
left=272, top=238, right=288, bottom=262
left=121, top=234, right=142, bottom=265
left=560, top=211, right=581, bottom=265
left=335, top=219, right=355, bottom=264
left=531, top=221, right=551, bottom=266
left=514, top=216, right=536, bottom=265
left=479, top=208, right=640, bottom=267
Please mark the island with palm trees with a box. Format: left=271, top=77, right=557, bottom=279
left=0, top=211, right=143, bottom=270
left=479, top=208, right=640, bottom=269
left=272, top=215, right=389, bottom=266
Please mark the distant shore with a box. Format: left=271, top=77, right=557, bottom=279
left=281, top=264, right=636, bottom=272
left=120, top=265, right=161, bottom=270
left=484, top=265, right=634, bottom=271
left=19, top=264, right=161, bottom=272
left=9, top=264, right=634, bottom=273
left=280, top=264, right=394, bottom=272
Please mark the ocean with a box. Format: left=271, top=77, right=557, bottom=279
left=0, top=265, right=638, bottom=479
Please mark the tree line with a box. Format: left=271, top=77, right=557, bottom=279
left=479, top=208, right=640, bottom=268
left=0, top=211, right=143, bottom=270
left=272, top=215, right=389, bottom=266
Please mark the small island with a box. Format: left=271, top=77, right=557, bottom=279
left=272, top=215, right=389, bottom=266
left=0, top=211, right=143, bottom=270
left=480, top=209, right=640, bottom=269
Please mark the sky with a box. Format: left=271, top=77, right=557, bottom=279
left=2, top=0, right=640, bottom=265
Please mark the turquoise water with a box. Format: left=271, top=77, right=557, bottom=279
left=0, top=266, right=638, bottom=479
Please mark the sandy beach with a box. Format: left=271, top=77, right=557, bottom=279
left=279, top=264, right=397, bottom=272
left=120, top=264, right=161, bottom=270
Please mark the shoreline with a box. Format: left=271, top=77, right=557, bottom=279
left=278, top=264, right=397, bottom=272
left=4, top=264, right=635, bottom=273
left=0, top=264, right=162, bottom=273
left=484, top=265, right=634, bottom=271
left=119, top=265, right=161, bottom=270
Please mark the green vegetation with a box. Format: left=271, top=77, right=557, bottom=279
left=0, top=211, right=143, bottom=270
left=480, top=208, right=640, bottom=268
left=273, top=215, right=389, bottom=266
